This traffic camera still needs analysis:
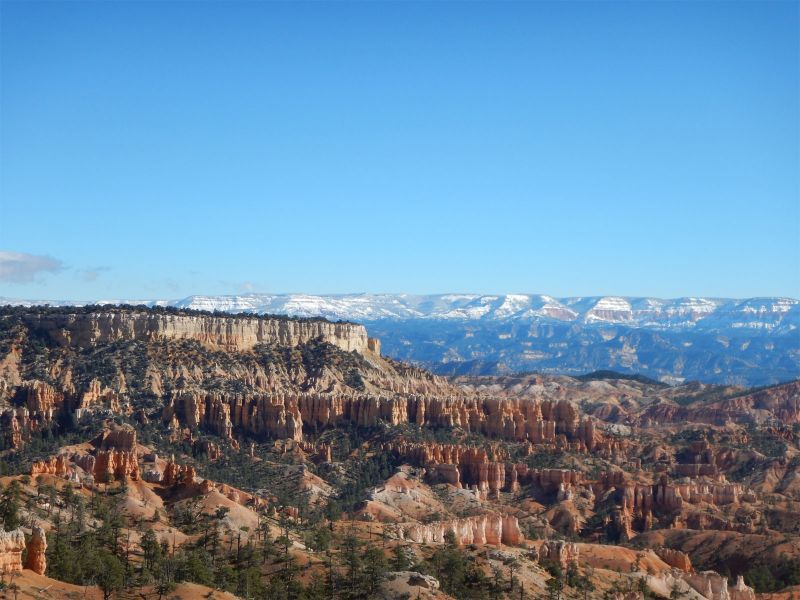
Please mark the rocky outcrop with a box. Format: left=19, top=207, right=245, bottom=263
left=1, top=381, right=65, bottom=448
left=598, top=473, right=752, bottom=535
left=612, top=507, right=635, bottom=542
left=539, top=540, right=579, bottom=570
left=398, top=513, right=523, bottom=546
left=2, top=380, right=129, bottom=449
left=684, top=571, right=756, bottom=600
left=91, top=425, right=137, bottom=451
left=0, top=409, right=25, bottom=449
left=19, top=380, right=64, bottom=417
left=163, top=390, right=606, bottom=446
left=641, top=381, right=800, bottom=427
left=0, top=529, right=25, bottom=573
left=387, top=438, right=590, bottom=499
left=24, top=525, right=47, bottom=575
left=93, top=449, right=140, bottom=483
left=162, top=456, right=196, bottom=487
left=75, top=378, right=123, bottom=418
left=22, top=310, right=371, bottom=353
left=31, top=454, right=72, bottom=478
left=193, top=439, right=222, bottom=461
left=722, top=381, right=800, bottom=424
left=655, top=548, right=693, bottom=572
left=31, top=428, right=140, bottom=484
left=730, top=576, right=756, bottom=600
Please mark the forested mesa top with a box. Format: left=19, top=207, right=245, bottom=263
left=0, top=304, right=374, bottom=354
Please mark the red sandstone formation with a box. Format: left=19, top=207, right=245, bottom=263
left=31, top=430, right=140, bottom=484
left=193, top=439, right=222, bottom=461
left=1, top=381, right=65, bottom=448
left=0, top=526, right=47, bottom=576
left=91, top=425, right=137, bottom=451
left=21, top=380, right=64, bottom=416
left=0, top=529, right=25, bottom=574
left=294, top=440, right=332, bottom=462
left=2, top=381, right=132, bottom=449
left=75, top=378, right=123, bottom=417
left=399, top=513, right=523, bottom=546
left=161, top=390, right=608, bottom=447
left=387, top=439, right=588, bottom=500
left=93, top=449, right=140, bottom=483
left=655, top=547, right=693, bottom=572
left=591, top=472, right=754, bottom=535
left=538, top=540, right=580, bottom=570
left=31, top=454, right=72, bottom=478
left=162, top=456, right=192, bottom=487
left=611, top=507, right=636, bottom=541
left=24, top=525, right=47, bottom=575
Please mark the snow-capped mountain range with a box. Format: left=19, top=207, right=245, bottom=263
left=161, top=293, right=797, bottom=331
left=2, top=293, right=798, bottom=385
left=5, top=293, right=794, bottom=328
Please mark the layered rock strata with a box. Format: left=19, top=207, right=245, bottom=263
left=163, top=391, right=604, bottom=446
left=21, top=310, right=373, bottom=354
left=0, top=529, right=25, bottom=573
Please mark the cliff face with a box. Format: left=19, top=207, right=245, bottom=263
left=386, top=439, right=594, bottom=499
left=25, top=526, right=47, bottom=575
left=0, top=526, right=47, bottom=577
left=161, top=389, right=603, bottom=447
left=398, top=513, right=523, bottom=546
left=22, top=310, right=373, bottom=354
left=0, top=529, right=25, bottom=574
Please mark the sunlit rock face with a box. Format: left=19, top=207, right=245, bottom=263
left=0, top=529, right=25, bottom=574
left=25, top=525, right=47, bottom=575
left=21, top=310, right=372, bottom=353
left=398, top=513, right=523, bottom=546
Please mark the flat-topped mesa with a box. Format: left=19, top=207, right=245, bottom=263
left=21, top=310, right=373, bottom=354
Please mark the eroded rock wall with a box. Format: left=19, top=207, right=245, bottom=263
left=22, top=311, right=371, bottom=353
left=0, top=529, right=25, bottom=573
left=398, top=513, right=523, bottom=546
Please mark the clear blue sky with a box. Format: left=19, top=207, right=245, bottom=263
left=1, top=1, right=797, bottom=300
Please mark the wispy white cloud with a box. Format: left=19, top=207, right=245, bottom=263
left=0, top=251, right=64, bottom=283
